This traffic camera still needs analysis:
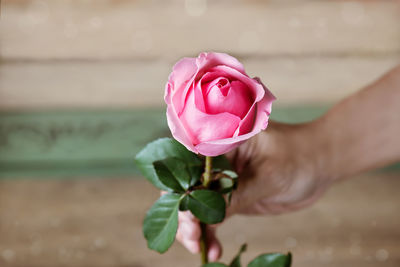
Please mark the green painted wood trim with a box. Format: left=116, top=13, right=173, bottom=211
left=0, top=106, right=398, bottom=178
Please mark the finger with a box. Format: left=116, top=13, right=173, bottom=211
left=206, top=227, right=222, bottom=262
left=178, top=210, right=197, bottom=223
left=176, top=211, right=201, bottom=254
left=178, top=219, right=201, bottom=241
left=176, top=230, right=200, bottom=254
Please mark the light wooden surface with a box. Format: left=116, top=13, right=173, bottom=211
left=1, top=0, right=399, bottom=109
left=0, top=174, right=399, bottom=267
left=1, top=56, right=399, bottom=109
left=2, top=0, right=400, bottom=59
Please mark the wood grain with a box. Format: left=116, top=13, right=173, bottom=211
left=0, top=174, right=399, bottom=267
left=1, top=56, right=398, bottom=109
left=1, top=0, right=399, bottom=60
left=1, top=0, right=399, bottom=109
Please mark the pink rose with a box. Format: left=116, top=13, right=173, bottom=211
left=164, top=52, right=275, bottom=156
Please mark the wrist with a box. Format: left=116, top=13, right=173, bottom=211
left=309, top=117, right=342, bottom=182
left=281, top=120, right=337, bottom=185
left=256, top=121, right=333, bottom=207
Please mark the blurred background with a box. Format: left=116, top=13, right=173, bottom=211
left=0, top=0, right=399, bottom=266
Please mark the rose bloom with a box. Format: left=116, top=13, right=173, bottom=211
left=164, top=52, right=275, bottom=156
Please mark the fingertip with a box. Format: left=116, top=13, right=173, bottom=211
left=207, top=241, right=222, bottom=262
left=183, top=239, right=200, bottom=254
left=176, top=232, right=199, bottom=254
left=206, top=228, right=222, bottom=261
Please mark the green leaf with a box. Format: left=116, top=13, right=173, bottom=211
left=188, top=190, right=226, bottom=224
left=143, top=193, right=182, bottom=253
left=229, top=244, right=247, bottom=267
left=202, top=263, right=228, bottom=267
left=247, top=252, right=292, bottom=267
left=154, top=158, right=191, bottom=192
left=135, top=138, right=202, bottom=190
left=216, top=170, right=238, bottom=195
left=179, top=194, right=190, bottom=211
left=189, top=164, right=203, bottom=187
left=222, top=170, right=238, bottom=203
left=219, top=177, right=235, bottom=194
left=153, top=162, right=184, bottom=193
left=222, top=170, right=238, bottom=179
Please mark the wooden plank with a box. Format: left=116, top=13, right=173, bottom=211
left=1, top=0, right=399, bottom=60
left=0, top=107, right=330, bottom=178
left=0, top=109, right=168, bottom=177
left=1, top=56, right=398, bottom=109
left=0, top=108, right=398, bottom=178
left=0, top=174, right=399, bottom=266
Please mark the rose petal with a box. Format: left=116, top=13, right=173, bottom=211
left=195, top=140, right=246, bottom=157
left=209, top=65, right=265, bottom=102
left=166, top=103, right=198, bottom=153
left=179, top=89, right=241, bottom=144
left=194, top=79, right=206, bottom=113
left=195, top=81, right=275, bottom=156
left=234, top=103, right=256, bottom=136
left=205, top=80, right=253, bottom=119
left=196, top=52, right=246, bottom=75
left=171, top=52, right=245, bottom=114
left=203, top=77, right=230, bottom=97
left=166, top=57, right=197, bottom=113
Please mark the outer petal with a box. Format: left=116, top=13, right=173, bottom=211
left=166, top=103, right=198, bottom=153
left=164, top=57, right=198, bottom=153
left=195, top=139, right=246, bottom=157
left=196, top=52, right=246, bottom=75
left=167, top=57, right=197, bottom=95
left=165, top=57, right=197, bottom=112
left=233, top=77, right=273, bottom=136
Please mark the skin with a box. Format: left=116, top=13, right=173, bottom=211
left=176, top=65, right=400, bottom=261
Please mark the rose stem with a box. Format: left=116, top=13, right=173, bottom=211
left=200, top=156, right=213, bottom=264
left=200, top=223, right=208, bottom=264
left=203, top=156, right=213, bottom=187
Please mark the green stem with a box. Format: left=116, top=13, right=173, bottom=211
left=200, top=156, right=213, bottom=264
left=200, top=222, right=208, bottom=264
left=203, top=156, right=213, bottom=188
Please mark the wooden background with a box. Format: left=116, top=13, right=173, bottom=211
left=1, top=0, right=400, bottom=109
left=0, top=0, right=399, bottom=266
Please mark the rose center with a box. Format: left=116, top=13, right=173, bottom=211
left=203, top=78, right=253, bottom=119
left=215, top=78, right=230, bottom=96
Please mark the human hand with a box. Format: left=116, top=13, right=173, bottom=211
left=175, top=65, right=400, bottom=261
left=175, top=121, right=333, bottom=261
